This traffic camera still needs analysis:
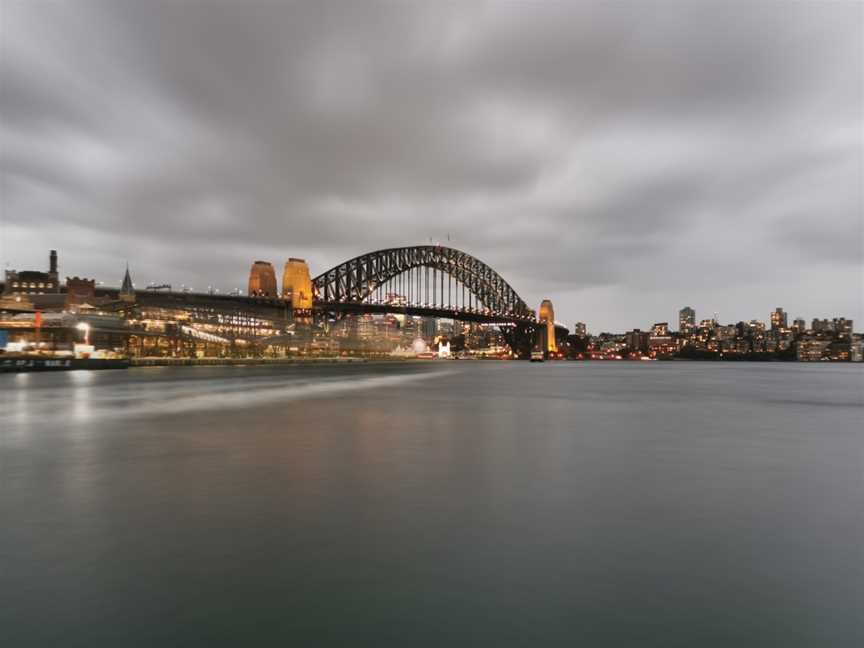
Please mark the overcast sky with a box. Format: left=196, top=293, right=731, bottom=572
left=1, top=1, right=861, bottom=331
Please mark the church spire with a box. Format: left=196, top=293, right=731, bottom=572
left=120, top=263, right=135, bottom=300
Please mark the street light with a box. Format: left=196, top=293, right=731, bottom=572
left=76, top=321, right=91, bottom=345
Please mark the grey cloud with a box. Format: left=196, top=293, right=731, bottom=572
left=0, top=0, right=861, bottom=331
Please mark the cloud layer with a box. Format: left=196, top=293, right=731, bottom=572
left=1, top=1, right=861, bottom=330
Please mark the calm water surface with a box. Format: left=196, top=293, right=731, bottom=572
left=1, top=362, right=862, bottom=646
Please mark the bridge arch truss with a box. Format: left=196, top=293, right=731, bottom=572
left=312, top=245, right=534, bottom=322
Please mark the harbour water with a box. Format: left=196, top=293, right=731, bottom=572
left=1, top=362, right=862, bottom=646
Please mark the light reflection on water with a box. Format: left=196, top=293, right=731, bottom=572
left=1, top=366, right=456, bottom=430
left=0, top=362, right=862, bottom=646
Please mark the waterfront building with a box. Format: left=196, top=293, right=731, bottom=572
left=812, top=318, right=833, bottom=333
left=735, top=339, right=751, bottom=354
left=356, top=314, right=376, bottom=341
left=65, top=277, right=96, bottom=308
left=851, top=337, right=863, bottom=362
left=699, top=318, right=717, bottom=331
left=833, top=318, right=853, bottom=338
left=625, top=329, right=649, bottom=353
left=400, top=316, right=421, bottom=344
left=573, top=322, right=587, bottom=337
left=679, top=307, right=695, bottom=335
left=715, top=325, right=737, bottom=342
left=648, top=322, right=674, bottom=356
left=651, top=322, right=670, bottom=337
left=797, top=336, right=832, bottom=362
left=3, top=250, right=60, bottom=296
left=771, top=307, right=787, bottom=331
left=826, top=340, right=851, bottom=362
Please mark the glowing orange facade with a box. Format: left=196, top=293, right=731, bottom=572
left=282, top=258, right=313, bottom=310
left=539, top=299, right=557, bottom=353
left=248, top=261, right=278, bottom=297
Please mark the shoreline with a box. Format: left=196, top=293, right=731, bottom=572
left=1, top=355, right=388, bottom=373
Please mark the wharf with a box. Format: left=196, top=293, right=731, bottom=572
left=1, top=356, right=130, bottom=372
left=129, top=356, right=372, bottom=367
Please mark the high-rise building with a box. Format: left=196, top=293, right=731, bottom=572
left=679, top=307, right=695, bottom=334
left=812, top=318, right=832, bottom=333
left=573, top=322, right=587, bottom=337
left=833, top=318, right=853, bottom=338
left=770, top=307, right=787, bottom=330
left=792, top=317, right=807, bottom=334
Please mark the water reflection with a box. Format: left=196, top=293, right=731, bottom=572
left=0, top=362, right=862, bottom=646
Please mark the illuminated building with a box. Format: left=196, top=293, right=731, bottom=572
left=436, top=319, right=456, bottom=338
left=797, top=336, right=832, bottom=361
left=851, top=337, right=863, bottom=362
left=770, top=307, right=787, bottom=331
left=648, top=322, right=675, bottom=356
left=356, top=314, right=376, bottom=341
left=3, top=250, right=60, bottom=296
left=833, top=318, right=853, bottom=338
left=538, top=299, right=557, bottom=353
left=248, top=261, right=278, bottom=297
left=573, top=322, right=587, bottom=337
left=400, top=316, right=421, bottom=344
left=651, top=322, right=669, bottom=337
left=679, top=307, right=695, bottom=335
left=282, top=258, right=313, bottom=311
left=65, top=277, right=96, bottom=308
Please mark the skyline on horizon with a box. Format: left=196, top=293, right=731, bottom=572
left=1, top=1, right=861, bottom=331
left=4, top=246, right=856, bottom=336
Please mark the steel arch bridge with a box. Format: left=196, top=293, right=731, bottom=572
left=312, top=245, right=536, bottom=325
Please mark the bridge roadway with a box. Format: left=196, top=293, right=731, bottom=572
left=314, top=300, right=534, bottom=326
left=98, top=287, right=534, bottom=327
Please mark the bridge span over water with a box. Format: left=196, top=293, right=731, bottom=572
left=313, top=245, right=535, bottom=323
left=94, top=245, right=563, bottom=357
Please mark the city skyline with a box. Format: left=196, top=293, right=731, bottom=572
left=1, top=246, right=859, bottom=338
left=1, top=1, right=862, bottom=332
